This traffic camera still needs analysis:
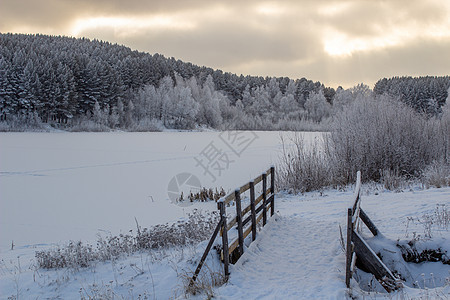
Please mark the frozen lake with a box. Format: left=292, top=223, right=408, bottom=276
left=0, top=131, right=321, bottom=250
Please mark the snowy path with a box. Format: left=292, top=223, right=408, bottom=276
left=216, top=195, right=349, bottom=299
left=214, top=188, right=450, bottom=299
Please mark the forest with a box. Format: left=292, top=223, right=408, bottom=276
left=0, top=33, right=449, bottom=131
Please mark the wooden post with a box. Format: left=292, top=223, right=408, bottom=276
left=270, top=166, right=275, bottom=216
left=218, top=201, right=229, bottom=277
left=235, top=189, right=244, bottom=258
left=249, top=181, right=257, bottom=241
left=345, top=207, right=353, bottom=288
left=262, top=173, right=267, bottom=226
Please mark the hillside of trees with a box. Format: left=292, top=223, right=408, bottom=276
left=374, top=76, right=450, bottom=115
left=0, top=33, right=449, bottom=131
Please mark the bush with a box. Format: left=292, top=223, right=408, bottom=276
left=69, top=118, right=110, bottom=132
left=0, top=112, right=46, bottom=132
left=278, top=95, right=450, bottom=191
left=277, top=134, right=332, bottom=192
left=422, top=161, right=450, bottom=188
left=328, top=95, right=446, bottom=183
left=36, top=209, right=219, bottom=269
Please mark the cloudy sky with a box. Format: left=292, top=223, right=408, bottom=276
left=1, top=0, right=450, bottom=88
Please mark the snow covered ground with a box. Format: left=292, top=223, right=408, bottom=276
left=1, top=132, right=449, bottom=299
left=0, top=131, right=316, bottom=250
left=1, top=183, right=448, bottom=299
left=214, top=186, right=450, bottom=299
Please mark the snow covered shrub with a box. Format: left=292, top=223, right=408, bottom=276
left=326, top=95, right=447, bottom=184
left=277, top=134, right=333, bottom=192
left=404, top=204, right=448, bottom=240
left=134, top=210, right=219, bottom=250
left=182, top=265, right=226, bottom=298
left=422, top=161, right=450, bottom=188
left=129, top=118, right=164, bottom=132
left=0, top=112, right=46, bottom=132
left=278, top=95, right=449, bottom=192
left=35, top=241, right=97, bottom=269
left=69, top=118, right=110, bottom=132
left=36, top=210, right=219, bottom=269
left=380, top=169, right=404, bottom=191
left=177, top=187, right=226, bottom=204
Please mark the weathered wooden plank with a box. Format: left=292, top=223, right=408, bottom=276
left=239, top=182, right=251, bottom=194
left=351, top=171, right=362, bottom=214
left=225, top=218, right=236, bottom=233
left=218, top=202, right=229, bottom=277
left=235, top=190, right=244, bottom=258
left=257, top=206, right=266, bottom=223
left=345, top=208, right=353, bottom=288
left=254, top=174, right=263, bottom=185
left=352, top=230, right=400, bottom=292
left=190, top=218, right=223, bottom=285
left=262, top=173, right=267, bottom=226
left=241, top=202, right=252, bottom=218
left=242, top=212, right=252, bottom=227
left=225, top=194, right=266, bottom=233
left=360, top=208, right=379, bottom=236
left=228, top=238, right=239, bottom=255
left=228, top=205, right=267, bottom=256
left=352, top=194, right=362, bottom=223
left=270, top=167, right=275, bottom=216
left=255, top=193, right=263, bottom=205
left=220, top=193, right=235, bottom=205
left=255, top=201, right=264, bottom=214
left=243, top=223, right=252, bottom=240
left=250, top=181, right=257, bottom=241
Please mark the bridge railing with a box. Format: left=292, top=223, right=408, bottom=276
left=190, top=166, right=275, bottom=284
left=345, top=171, right=402, bottom=292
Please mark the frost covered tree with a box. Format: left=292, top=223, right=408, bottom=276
left=373, top=76, right=450, bottom=115
left=304, top=90, right=331, bottom=122
left=0, top=33, right=339, bottom=131
left=332, top=87, right=353, bottom=113
left=171, top=84, right=199, bottom=128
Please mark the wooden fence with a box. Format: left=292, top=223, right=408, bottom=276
left=345, top=171, right=402, bottom=292
left=191, top=166, right=275, bottom=284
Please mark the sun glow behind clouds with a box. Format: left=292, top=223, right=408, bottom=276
left=323, top=18, right=450, bottom=57
left=256, top=3, right=286, bottom=16
left=71, top=15, right=195, bottom=37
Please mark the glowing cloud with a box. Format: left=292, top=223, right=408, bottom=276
left=323, top=17, right=450, bottom=57
left=71, top=15, right=196, bottom=37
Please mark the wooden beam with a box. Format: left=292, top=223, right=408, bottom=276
left=345, top=208, right=353, bottom=288
left=235, top=190, right=244, bottom=258
left=240, top=182, right=250, bottom=194
left=250, top=181, right=257, bottom=241
left=190, top=218, right=223, bottom=285
left=270, top=166, right=275, bottom=216
left=221, top=193, right=235, bottom=205
left=262, top=173, right=267, bottom=226
left=351, top=171, right=362, bottom=213
left=352, top=230, right=400, bottom=292
left=228, top=204, right=267, bottom=256
left=218, top=202, right=229, bottom=277
left=360, top=208, right=379, bottom=236
left=223, top=190, right=270, bottom=234
left=254, top=174, right=263, bottom=185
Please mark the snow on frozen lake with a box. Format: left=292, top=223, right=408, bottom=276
left=0, top=131, right=321, bottom=250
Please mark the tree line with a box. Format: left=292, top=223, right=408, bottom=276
left=0, top=33, right=448, bottom=131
